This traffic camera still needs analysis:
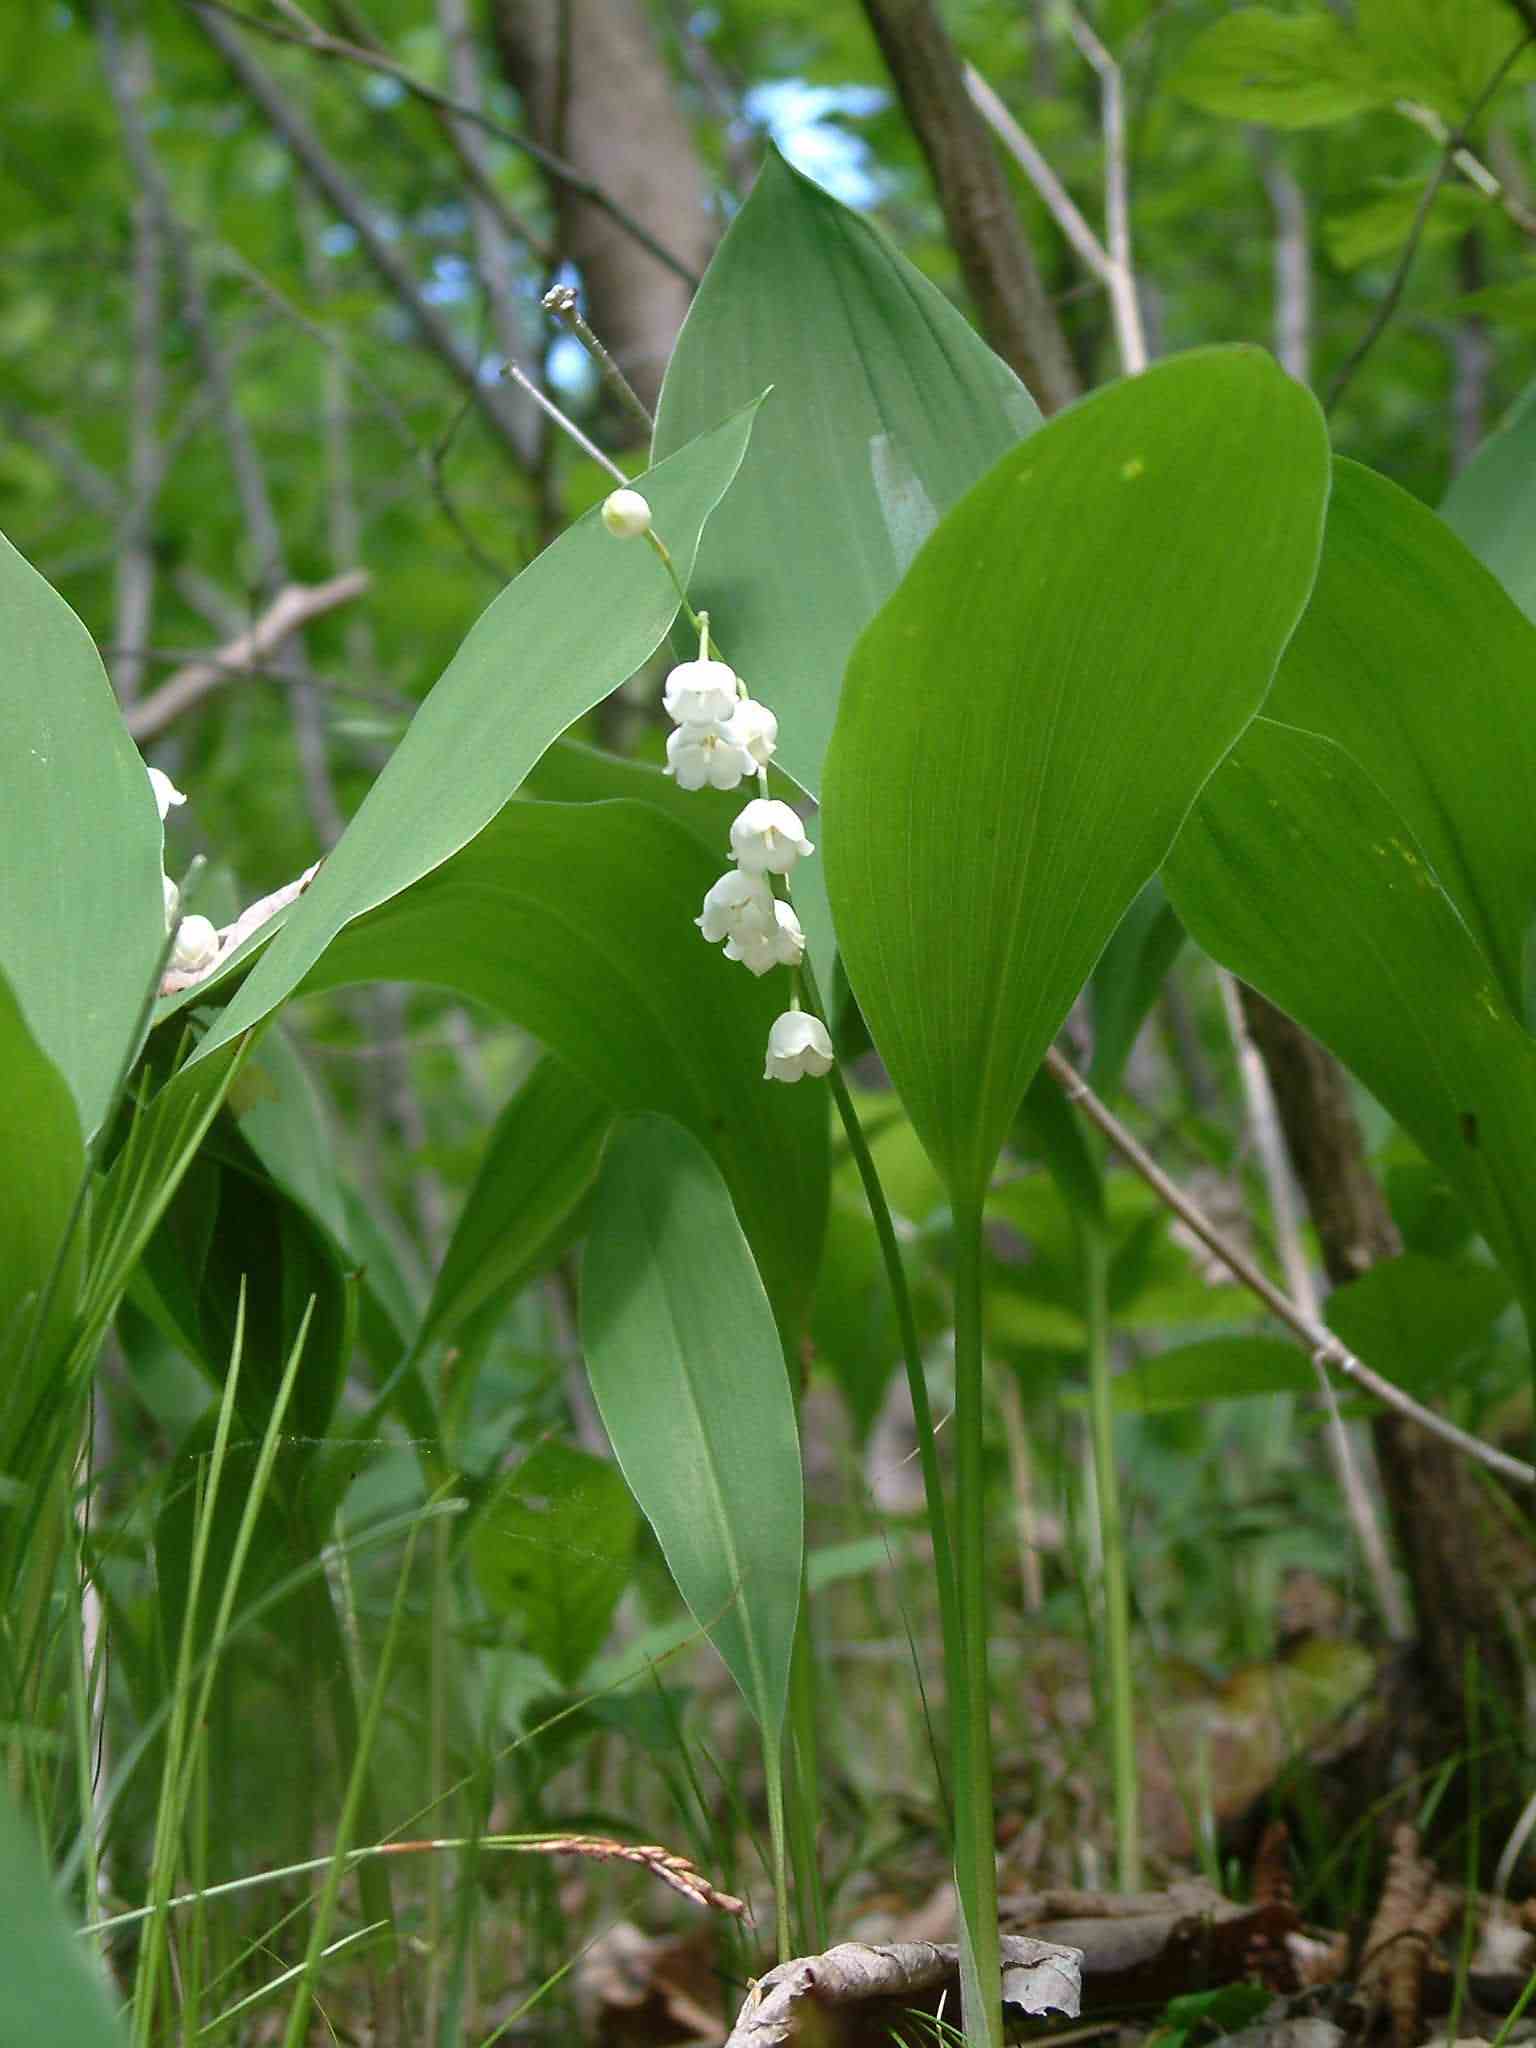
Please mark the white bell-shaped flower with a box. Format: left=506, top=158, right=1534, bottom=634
left=730, top=797, right=814, bottom=875
left=666, top=718, right=754, bottom=792
left=727, top=697, right=778, bottom=769
left=600, top=488, right=652, bottom=539
left=697, top=868, right=774, bottom=945
left=764, top=1009, right=834, bottom=1082
left=664, top=659, right=739, bottom=727
left=162, top=874, right=180, bottom=929
left=725, top=898, right=806, bottom=978
left=169, top=914, right=220, bottom=975
left=147, top=765, right=187, bottom=822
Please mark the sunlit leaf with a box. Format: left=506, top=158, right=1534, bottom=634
left=823, top=348, right=1330, bottom=1208
left=0, top=529, right=163, bottom=1137
left=654, top=150, right=1038, bottom=798
left=1442, top=375, right=1536, bottom=624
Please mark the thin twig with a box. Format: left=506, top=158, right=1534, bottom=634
left=125, top=573, right=370, bottom=739
left=1326, top=31, right=1531, bottom=415
left=1045, top=1048, right=1536, bottom=1490
left=1253, top=136, right=1311, bottom=385
left=179, top=0, right=700, bottom=287
left=502, top=364, right=628, bottom=485
left=963, top=63, right=1109, bottom=284
left=1218, top=978, right=1411, bottom=1637
left=1395, top=98, right=1536, bottom=235
left=1066, top=8, right=1148, bottom=374
left=542, top=284, right=655, bottom=433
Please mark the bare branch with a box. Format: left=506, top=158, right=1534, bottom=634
left=180, top=0, right=700, bottom=287
left=1046, top=1047, right=1536, bottom=1490
left=857, top=0, right=1081, bottom=411
left=542, top=283, right=654, bottom=434
left=125, top=572, right=371, bottom=740
left=1253, top=137, right=1312, bottom=384
left=1065, top=8, right=1148, bottom=374
left=187, top=0, right=536, bottom=465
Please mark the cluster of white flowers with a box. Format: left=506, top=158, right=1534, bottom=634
left=147, top=764, right=221, bottom=974
left=603, top=488, right=834, bottom=1085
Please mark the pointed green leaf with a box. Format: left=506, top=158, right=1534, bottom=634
left=1442, top=375, right=1536, bottom=623
left=581, top=1114, right=803, bottom=1742
left=654, top=152, right=1038, bottom=798
left=293, top=800, right=827, bottom=1339
left=0, top=530, right=163, bottom=1137
left=471, top=1442, right=637, bottom=1686
left=0, top=1793, right=125, bottom=2046
left=1269, top=460, right=1536, bottom=1023
left=1164, top=718, right=1536, bottom=1316
left=191, top=402, right=759, bottom=1067
left=419, top=1056, right=612, bottom=1355
left=822, top=348, right=1331, bottom=1209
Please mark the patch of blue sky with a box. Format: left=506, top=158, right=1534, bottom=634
left=742, top=80, right=889, bottom=208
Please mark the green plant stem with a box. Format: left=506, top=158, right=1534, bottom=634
left=764, top=1741, right=792, bottom=1964
left=787, top=1594, right=828, bottom=1954
left=1081, top=1218, right=1141, bottom=1890
left=952, top=1198, right=1003, bottom=2048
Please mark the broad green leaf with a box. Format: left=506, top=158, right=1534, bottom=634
left=581, top=1114, right=803, bottom=1743
left=1324, top=1253, right=1512, bottom=1398
left=232, top=1027, right=349, bottom=1248
left=294, top=800, right=827, bottom=1339
left=0, top=529, right=163, bottom=1137
left=0, top=1793, right=125, bottom=2047
left=822, top=348, right=1330, bottom=1209
left=0, top=965, right=85, bottom=1471
left=1171, top=9, right=1383, bottom=129
left=1323, top=182, right=1487, bottom=271
left=1089, top=882, right=1185, bottom=1097
left=1442, top=375, right=1536, bottom=624
left=1114, top=1336, right=1314, bottom=1412
left=419, top=1056, right=612, bottom=1355
left=1268, top=460, right=1536, bottom=1022
left=1357, top=0, right=1534, bottom=122
left=522, top=737, right=734, bottom=859
left=653, top=151, right=1038, bottom=798
left=190, top=402, right=759, bottom=1067
left=1163, top=719, right=1536, bottom=1318
left=471, top=1441, right=637, bottom=1685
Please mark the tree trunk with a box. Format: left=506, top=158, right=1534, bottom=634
left=1239, top=989, right=1533, bottom=1840
left=857, top=0, right=1080, bottom=411
left=490, top=0, right=714, bottom=417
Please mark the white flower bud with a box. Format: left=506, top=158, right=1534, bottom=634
left=147, top=765, right=187, bottom=822
left=764, top=1010, right=834, bottom=1083
left=162, top=874, right=180, bottom=930
left=601, top=488, right=652, bottom=539
left=725, top=899, right=806, bottom=977
left=727, top=697, right=778, bottom=769
left=730, top=797, right=815, bottom=875
left=169, top=914, right=220, bottom=975
left=664, top=659, right=739, bottom=726
left=697, top=868, right=774, bottom=944
left=666, top=719, right=754, bottom=792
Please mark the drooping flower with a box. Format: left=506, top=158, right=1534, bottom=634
left=697, top=868, right=774, bottom=945
left=601, top=488, right=652, bottom=539
left=170, top=914, right=220, bottom=974
left=664, top=659, right=739, bottom=727
left=725, top=898, right=806, bottom=978
left=730, top=797, right=814, bottom=875
left=727, top=697, right=778, bottom=770
left=666, top=719, right=754, bottom=792
left=147, top=765, right=187, bottom=822
left=764, top=1009, right=834, bottom=1082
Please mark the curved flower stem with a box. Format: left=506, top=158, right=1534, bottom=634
left=796, top=961, right=957, bottom=1636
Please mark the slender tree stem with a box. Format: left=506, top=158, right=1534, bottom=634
left=952, top=1198, right=1004, bottom=2048
left=1080, top=1218, right=1140, bottom=1888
